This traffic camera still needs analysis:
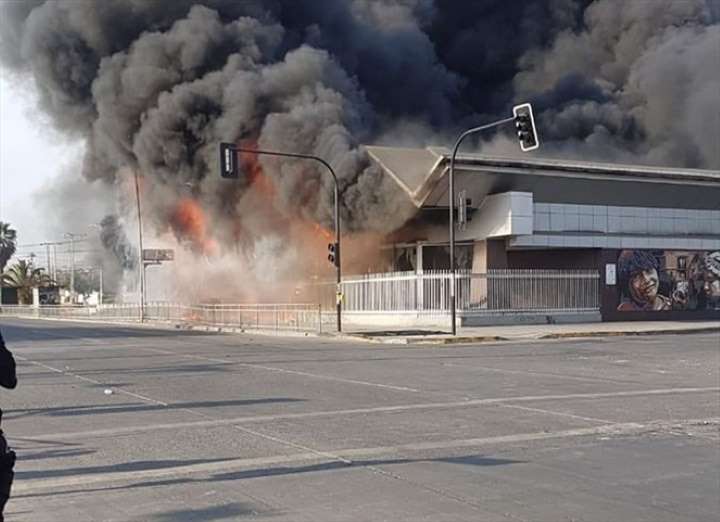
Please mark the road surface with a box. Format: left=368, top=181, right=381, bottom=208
left=1, top=318, right=718, bottom=521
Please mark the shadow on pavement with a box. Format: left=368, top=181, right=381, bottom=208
left=16, top=457, right=231, bottom=480
left=18, top=448, right=97, bottom=462
left=16, top=452, right=523, bottom=498
left=0, top=321, right=216, bottom=343
left=6, top=397, right=304, bottom=419
left=144, top=502, right=268, bottom=521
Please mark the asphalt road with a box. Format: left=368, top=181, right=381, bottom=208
left=1, top=318, right=718, bottom=522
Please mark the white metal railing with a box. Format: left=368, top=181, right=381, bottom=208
left=0, top=269, right=599, bottom=330
left=0, top=303, right=323, bottom=333
left=321, top=269, right=600, bottom=315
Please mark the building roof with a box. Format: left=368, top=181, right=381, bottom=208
left=364, top=146, right=720, bottom=210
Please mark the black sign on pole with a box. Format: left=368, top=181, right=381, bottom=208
left=220, top=142, right=240, bottom=178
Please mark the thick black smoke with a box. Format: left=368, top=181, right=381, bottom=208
left=99, top=215, right=137, bottom=271
left=1, top=0, right=718, bottom=264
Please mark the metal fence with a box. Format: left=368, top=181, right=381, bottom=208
left=0, top=270, right=599, bottom=331
left=332, top=269, right=600, bottom=315
left=0, top=303, right=323, bottom=333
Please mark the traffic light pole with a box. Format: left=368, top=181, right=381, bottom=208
left=448, top=116, right=515, bottom=335
left=228, top=146, right=342, bottom=333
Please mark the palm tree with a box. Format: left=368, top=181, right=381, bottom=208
left=2, top=259, right=52, bottom=304
left=0, top=222, right=17, bottom=275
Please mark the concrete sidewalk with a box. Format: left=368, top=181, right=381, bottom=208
left=340, top=320, right=720, bottom=344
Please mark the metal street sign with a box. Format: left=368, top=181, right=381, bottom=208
left=143, top=249, right=175, bottom=262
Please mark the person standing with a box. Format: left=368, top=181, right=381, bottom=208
left=0, top=330, right=17, bottom=522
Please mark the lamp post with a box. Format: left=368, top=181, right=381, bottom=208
left=448, top=108, right=539, bottom=335
left=221, top=145, right=343, bottom=333
left=132, top=170, right=146, bottom=321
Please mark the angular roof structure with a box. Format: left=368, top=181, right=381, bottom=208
left=365, top=146, right=720, bottom=210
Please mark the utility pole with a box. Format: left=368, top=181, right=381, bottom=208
left=97, top=267, right=103, bottom=305
left=132, top=170, right=146, bottom=321
left=45, top=243, right=51, bottom=280
left=87, top=224, right=104, bottom=306
left=63, top=233, right=86, bottom=304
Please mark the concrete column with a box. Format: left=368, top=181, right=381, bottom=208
left=472, top=241, right=488, bottom=309
left=416, top=243, right=424, bottom=311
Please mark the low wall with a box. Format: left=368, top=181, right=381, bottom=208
left=459, top=311, right=602, bottom=326
left=338, top=310, right=602, bottom=329
left=338, top=311, right=450, bottom=329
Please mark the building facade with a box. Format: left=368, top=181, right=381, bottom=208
left=367, top=146, right=720, bottom=321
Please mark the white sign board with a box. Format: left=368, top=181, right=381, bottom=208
left=605, top=263, right=617, bottom=286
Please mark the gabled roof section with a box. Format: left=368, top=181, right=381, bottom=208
left=364, top=146, right=444, bottom=206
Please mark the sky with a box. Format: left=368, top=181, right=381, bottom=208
left=0, top=74, right=85, bottom=246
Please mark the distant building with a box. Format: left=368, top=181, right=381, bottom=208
left=367, top=146, right=720, bottom=321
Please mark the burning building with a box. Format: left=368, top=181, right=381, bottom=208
left=366, top=146, right=720, bottom=320
left=0, top=1, right=718, bottom=312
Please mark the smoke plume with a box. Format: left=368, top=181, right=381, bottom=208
left=2, top=0, right=718, bottom=301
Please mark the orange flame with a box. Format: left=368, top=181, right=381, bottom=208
left=239, top=140, right=276, bottom=198
left=312, top=222, right=334, bottom=242
left=170, top=198, right=218, bottom=255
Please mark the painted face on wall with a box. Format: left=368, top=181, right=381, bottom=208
left=629, top=268, right=659, bottom=304
left=704, top=278, right=720, bottom=299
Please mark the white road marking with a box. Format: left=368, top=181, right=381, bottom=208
left=14, top=356, right=168, bottom=407
left=498, top=403, right=613, bottom=424
left=138, top=345, right=421, bottom=392
left=18, top=386, right=719, bottom=441
left=15, top=419, right=699, bottom=495
left=440, top=362, right=643, bottom=385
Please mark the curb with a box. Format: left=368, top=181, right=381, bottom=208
left=2, top=315, right=717, bottom=345
left=343, top=326, right=720, bottom=345
left=538, top=326, right=720, bottom=340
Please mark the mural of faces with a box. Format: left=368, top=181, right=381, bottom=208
left=617, top=250, right=720, bottom=312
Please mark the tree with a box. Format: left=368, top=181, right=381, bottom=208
left=0, top=222, right=17, bottom=275
left=2, top=260, right=52, bottom=304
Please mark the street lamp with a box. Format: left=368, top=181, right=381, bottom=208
left=132, top=169, right=146, bottom=321
left=220, top=144, right=343, bottom=333
left=448, top=103, right=540, bottom=335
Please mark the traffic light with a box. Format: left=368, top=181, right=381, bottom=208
left=513, top=103, right=539, bottom=152
left=327, top=242, right=340, bottom=267
left=219, top=142, right=239, bottom=178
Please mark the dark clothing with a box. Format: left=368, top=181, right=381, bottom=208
left=0, top=330, right=17, bottom=521
left=0, top=332, right=16, bottom=389
left=0, top=430, right=13, bottom=522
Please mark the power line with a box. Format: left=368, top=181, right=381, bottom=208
left=15, top=238, right=90, bottom=248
